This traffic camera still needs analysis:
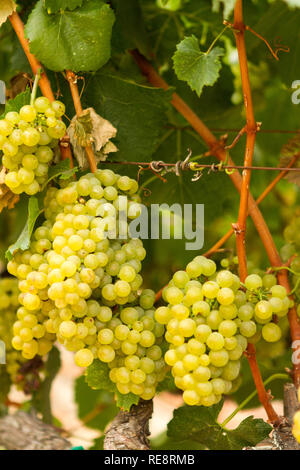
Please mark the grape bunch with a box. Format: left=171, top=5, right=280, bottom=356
left=155, top=256, right=291, bottom=407
left=8, top=170, right=150, bottom=373
left=1, top=97, right=66, bottom=195
left=0, top=278, right=27, bottom=383
left=97, top=290, right=166, bottom=400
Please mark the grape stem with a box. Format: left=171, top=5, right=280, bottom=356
left=220, top=373, right=289, bottom=428
left=65, top=70, right=97, bottom=173
left=8, top=11, right=74, bottom=167
left=30, top=68, right=42, bottom=106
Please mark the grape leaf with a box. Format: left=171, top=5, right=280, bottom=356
left=84, top=73, right=171, bottom=162
left=0, top=89, right=31, bottom=119
left=32, top=347, right=61, bottom=424
left=75, top=376, right=118, bottom=430
left=6, top=195, right=43, bottom=260
left=173, top=36, right=224, bottom=97
left=167, top=403, right=272, bottom=450
left=43, top=0, right=84, bottom=13
left=85, top=359, right=114, bottom=391
left=25, top=0, right=115, bottom=72
left=46, top=159, right=78, bottom=184
left=115, top=391, right=139, bottom=411
left=0, top=0, right=16, bottom=27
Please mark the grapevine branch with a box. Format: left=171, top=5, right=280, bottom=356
left=8, top=11, right=73, bottom=167
left=66, top=70, right=97, bottom=173
left=232, top=0, right=257, bottom=281
left=131, top=48, right=300, bottom=391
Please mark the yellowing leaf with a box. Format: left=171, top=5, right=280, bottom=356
left=0, top=0, right=16, bottom=27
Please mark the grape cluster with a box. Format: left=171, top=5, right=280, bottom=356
left=0, top=278, right=27, bottom=383
left=155, top=256, right=291, bottom=407
left=1, top=97, right=66, bottom=195
left=8, top=170, right=152, bottom=378
left=101, top=291, right=166, bottom=400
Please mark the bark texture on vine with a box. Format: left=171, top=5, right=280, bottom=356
left=104, top=400, right=153, bottom=450
left=0, top=411, right=71, bottom=450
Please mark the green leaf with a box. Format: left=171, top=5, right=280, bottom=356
left=25, top=0, right=115, bottom=72
left=167, top=403, right=272, bottom=450
left=90, top=436, right=104, bottom=450
left=46, top=159, right=78, bottom=184
left=5, top=196, right=43, bottom=260
left=173, top=36, right=224, bottom=97
left=85, top=359, right=114, bottom=391
left=75, top=376, right=117, bottom=430
left=43, top=0, right=84, bottom=13
left=32, top=347, right=61, bottom=423
left=0, top=89, right=31, bottom=119
left=85, top=72, right=171, bottom=162
left=115, top=391, right=139, bottom=411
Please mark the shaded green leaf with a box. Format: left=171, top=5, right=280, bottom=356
left=32, top=347, right=61, bottom=423
left=173, top=36, right=224, bottom=97
left=85, top=73, right=171, bottom=162
left=25, top=0, right=115, bottom=72
left=6, top=196, right=43, bottom=260
left=167, top=403, right=271, bottom=450
left=85, top=359, right=114, bottom=391
left=47, top=159, right=78, bottom=184
left=75, top=376, right=117, bottom=430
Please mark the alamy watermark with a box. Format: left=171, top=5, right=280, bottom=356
left=103, top=197, right=205, bottom=251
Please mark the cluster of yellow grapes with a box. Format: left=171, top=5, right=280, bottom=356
left=155, top=256, right=291, bottom=406
left=0, top=278, right=27, bottom=384
left=2, top=97, right=66, bottom=195
left=8, top=170, right=164, bottom=396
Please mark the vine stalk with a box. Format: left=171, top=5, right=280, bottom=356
left=66, top=70, right=97, bottom=173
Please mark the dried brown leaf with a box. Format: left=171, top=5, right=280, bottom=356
left=0, top=0, right=16, bottom=27
left=67, top=108, right=117, bottom=170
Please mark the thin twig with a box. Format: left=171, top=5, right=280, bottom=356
left=66, top=70, right=97, bottom=173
